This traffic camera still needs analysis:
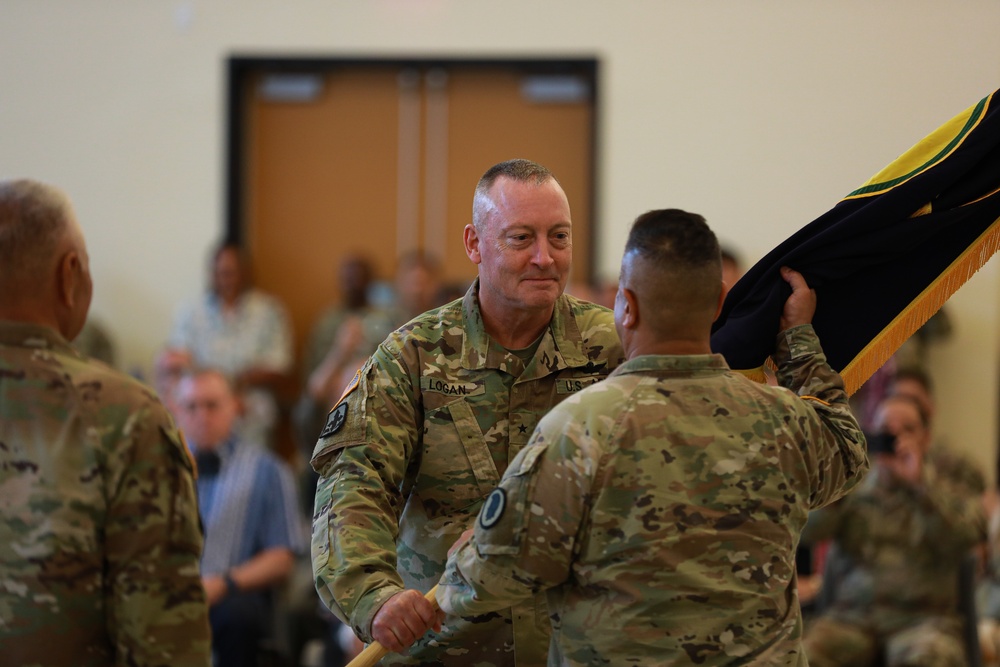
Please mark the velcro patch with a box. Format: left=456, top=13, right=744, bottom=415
left=555, top=375, right=604, bottom=394
left=319, top=402, right=349, bottom=439
left=337, top=369, right=362, bottom=404
left=479, top=488, right=507, bottom=530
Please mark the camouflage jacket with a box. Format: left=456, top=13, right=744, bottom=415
left=0, top=321, right=210, bottom=666
left=311, top=283, right=624, bottom=666
left=802, top=457, right=986, bottom=632
left=438, top=324, right=868, bottom=666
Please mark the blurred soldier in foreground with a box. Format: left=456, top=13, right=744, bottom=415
left=438, top=208, right=869, bottom=665
left=310, top=159, right=624, bottom=665
left=0, top=179, right=211, bottom=665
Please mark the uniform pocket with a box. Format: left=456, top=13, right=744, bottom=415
left=416, top=398, right=498, bottom=515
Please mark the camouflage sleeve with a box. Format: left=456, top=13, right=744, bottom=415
left=437, top=413, right=593, bottom=617
left=773, top=324, right=869, bottom=509
left=909, top=477, right=987, bottom=549
left=104, top=405, right=211, bottom=665
left=311, top=347, right=416, bottom=641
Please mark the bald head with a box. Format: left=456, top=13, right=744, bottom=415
left=618, top=209, right=722, bottom=344
left=0, top=179, right=92, bottom=338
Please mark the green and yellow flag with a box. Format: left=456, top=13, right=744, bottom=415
left=711, top=90, right=1000, bottom=395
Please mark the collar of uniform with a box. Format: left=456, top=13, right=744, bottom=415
left=458, top=280, right=588, bottom=371
left=611, top=353, right=730, bottom=377
left=0, top=320, right=81, bottom=357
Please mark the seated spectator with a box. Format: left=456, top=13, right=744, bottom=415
left=294, top=251, right=446, bottom=457
left=802, top=394, right=986, bottom=667
left=157, top=242, right=293, bottom=448
left=174, top=369, right=306, bottom=667
left=891, top=366, right=986, bottom=498
left=720, top=244, right=743, bottom=289
left=72, top=316, right=117, bottom=367
left=388, top=250, right=443, bottom=324
left=293, top=253, right=397, bottom=460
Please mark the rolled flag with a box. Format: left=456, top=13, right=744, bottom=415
left=711, top=89, right=1000, bottom=395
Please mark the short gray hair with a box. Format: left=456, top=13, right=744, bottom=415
left=472, top=159, right=556, bottom=231
left=0, top=179, right=74, bottom=295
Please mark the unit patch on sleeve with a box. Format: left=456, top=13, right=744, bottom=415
left=319, top=402, right=349, bottom=439
left=479, top=488, right=507, bottom=529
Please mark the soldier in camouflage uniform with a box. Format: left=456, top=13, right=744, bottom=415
left=310, top=159, right=625, bottom=665
left=0, top=179, right=211, bottom=666
left=437, top=209, right=869, bottom=666
left=802, top=394, right=986, bottom=667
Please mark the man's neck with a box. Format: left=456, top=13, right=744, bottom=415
left=480, top=303, right=554, bottom=350
left=627, top=336, right=713, bottom=360
left=0, top=302, right=64, bottom=337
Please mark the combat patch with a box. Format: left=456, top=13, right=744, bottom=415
left=479, top=488, right=507, bottom=529
left=419, top=377, right=484, bottom=397
left=319, top=402, right=348, bottom=438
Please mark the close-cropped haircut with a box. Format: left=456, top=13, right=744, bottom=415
left=0, top=179, right=71, bottom=292
left=472, top=159, right=556, bottom=230
left=624, top=209, right=721, bottom=270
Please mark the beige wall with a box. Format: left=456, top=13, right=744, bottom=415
left=2, top=0, right=999, bottom=481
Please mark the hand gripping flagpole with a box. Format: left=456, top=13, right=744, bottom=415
left=345, top=585, right=440, bottom=667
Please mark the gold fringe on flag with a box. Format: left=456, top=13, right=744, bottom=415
left=839, top=209, right=1000, bottom=396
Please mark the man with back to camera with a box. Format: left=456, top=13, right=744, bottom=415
left=436, top=209, right=870, bottom=665
left=0, top=178, right=211, bottom=666
left=309, top=159, right=625, bottom=665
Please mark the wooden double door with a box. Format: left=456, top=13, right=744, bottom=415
left=228, top=57, right=598, bottom=358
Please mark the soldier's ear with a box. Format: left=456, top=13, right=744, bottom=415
left=464, top=225, right=482, bottom=265
left=620, top=287, right=639, bottom=330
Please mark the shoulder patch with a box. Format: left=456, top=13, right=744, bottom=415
left=479, top=488, right=507, bottom=529
left=337, top=369, right=362, bottom=404
left=319, top=402, right=349, bottom=439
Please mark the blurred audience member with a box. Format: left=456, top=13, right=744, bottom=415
left=390, top=250, right=443, bottom=323
left=294, top=254, right=397, bottom=464
left=891, top=367, right=986, bottom=498
left=721, top=244, right=743, bottom=289
left=802, top=394, right=986, bottom=667
left=157, top=242, right=293, bottom=448
left=175, top=369, right=306, bottom=667
left=72, top=316, right=117, bottom=367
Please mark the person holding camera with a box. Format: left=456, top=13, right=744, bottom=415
left=801, top=394, right=986, bottom=667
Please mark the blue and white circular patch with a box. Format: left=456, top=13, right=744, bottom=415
left=479, top=488, right=507, bottom=530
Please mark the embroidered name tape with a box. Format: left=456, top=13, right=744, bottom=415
left=419, top=377, right=484, bottom=397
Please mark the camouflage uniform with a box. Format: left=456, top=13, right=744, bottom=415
left=801, top=456, right=985, bottom=666
left=311, top=282, right=624, bottom=666
left=0, top=321, right=211, bottom=666
left=438, top=324, right=869, bottom=666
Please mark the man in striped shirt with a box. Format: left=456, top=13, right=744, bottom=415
left=175, top=368, right=307, bottom=667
